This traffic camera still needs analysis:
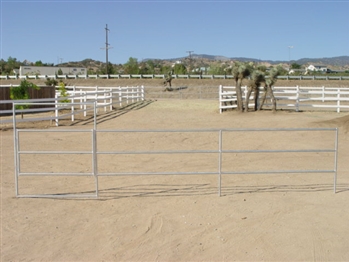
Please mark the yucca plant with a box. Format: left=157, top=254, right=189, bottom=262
left=245, top=69, right=265, bottom=111
left=232, top=61, right=252, bottom=111
left=259, top=67, right=281, bottom=111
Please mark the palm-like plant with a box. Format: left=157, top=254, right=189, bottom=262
left=245, top=70, right=265, bottom=112
left=232, top=62, right=252, bottom=112
left=259, top=67, right=281, bottom=111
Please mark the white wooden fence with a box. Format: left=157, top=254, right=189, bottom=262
left=0, top=85, right=144, bottom=126
left=63, top=85, right=145, bottom=110
left=219, top=85, right=349, bottom=113
left=1, top=74, right=349, bottom=80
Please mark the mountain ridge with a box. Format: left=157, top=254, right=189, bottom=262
left=60, top=55, right=349, bottom=70
left=164, top=54, right=349, bottom=67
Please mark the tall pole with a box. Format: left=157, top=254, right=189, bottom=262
left=186, top=50, right=194, bottom=59
left=105, top=24, right=110, bottom=74
left=101, top=24, right=112, bottom=74
left=186, top=51, right=194, bottom=74
left=288, top=46, right=293, bottom=71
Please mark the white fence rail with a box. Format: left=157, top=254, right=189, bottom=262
left=0, top=85, right=144, bottom=125
left=219, top=85, right=349, bottom=113
left=1, top=74, right=349, bottom=80
left=64, top=85, right=145, bottom=110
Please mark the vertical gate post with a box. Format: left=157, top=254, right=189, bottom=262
left=92, top=115, right=99, bottom=198
left=334, top=128, right=338, bottom=193
left=55, top=93, right=59, bottom=126
left=92, top=101, right=98, bottom=198
left=218, top=130, right=222, bottom=196
left=13, top=105, right=19, bottom=196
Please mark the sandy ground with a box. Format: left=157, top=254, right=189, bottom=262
left=1, top=97, right=349, bottom=261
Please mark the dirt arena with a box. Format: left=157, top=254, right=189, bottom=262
left=1, top=79, right=349, bottom=261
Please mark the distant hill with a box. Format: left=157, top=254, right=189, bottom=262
left=58, top=55, right=349, bottom=69
left=295, top=56, right=349, bottom=67
left=169, top=54, right=349, bottom=67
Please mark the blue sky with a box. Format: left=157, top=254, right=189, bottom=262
left=1, top=0, right=348, bottom=65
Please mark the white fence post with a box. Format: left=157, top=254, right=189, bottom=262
left=296, top=85, right=299, bottom=112
left=103, top=90, right=107, bottom=112
left=132, top=87, right=135, bottom=103
left=84, top=92, right=87, bottom=117
left=109, top=88, right=113, bottom=110
left=219, top=85, right=223, bottom=114
left=55, top=93, right=59, bottom=126
left=337, top=89, right=340, bottom=113
left=119, top=87, right=122, bottom=107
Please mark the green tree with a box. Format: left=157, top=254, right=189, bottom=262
left=0, top=59, right=6, bottom=75
left=278, top=66, right=288, bottom=75
left=256, top=65, right=267, bottom=72
left=87, top=68, right=96, bottom=75
left=45, top=78, right=58, bottom=86
left=57, top=68, right=63, bottom=75
left=123, top=57, right=139, bottom=74
left=138, top=60, right=157, bottom=74
left=158, top=65, right=170, bottom=74
left=291, top=63, right=301, bottom=69
left=102, top=62, right=115, bottom=74
left=5, top=57, right=22, bottom=75
left=35, top=60, right=43, bottom=66
left=207, top=63, right=226, bottom=75
left=173, top=64, right=187, bottom=74
left=10, top=80, right=40, bottom=118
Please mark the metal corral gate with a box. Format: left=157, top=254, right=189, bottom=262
left=14, top=127, right=339, bottom=198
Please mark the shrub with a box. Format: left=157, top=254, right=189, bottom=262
left=10, top=80, right=40, bottom=118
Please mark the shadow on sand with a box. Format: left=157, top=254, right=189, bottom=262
left=31, top=182, right=349, bottom=201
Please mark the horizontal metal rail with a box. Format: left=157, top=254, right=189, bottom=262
left=14, top=127, right=338, bottom=198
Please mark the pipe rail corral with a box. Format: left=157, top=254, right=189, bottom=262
left=11, top=102, right=339, bottom=199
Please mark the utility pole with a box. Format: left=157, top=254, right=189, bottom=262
left=186, top=51, right=194, bottom=74
left=57, top=57, right=63, bottom=65
left=186, top=50, right=194, bottom=59
left=101, top=24, right=112, bottom=74
left=288, top=46, right=293, bottom=71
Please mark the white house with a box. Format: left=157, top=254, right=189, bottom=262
left=18, top=66, right=86, bottom=76
left=306, top=64, right=328, bottom=72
